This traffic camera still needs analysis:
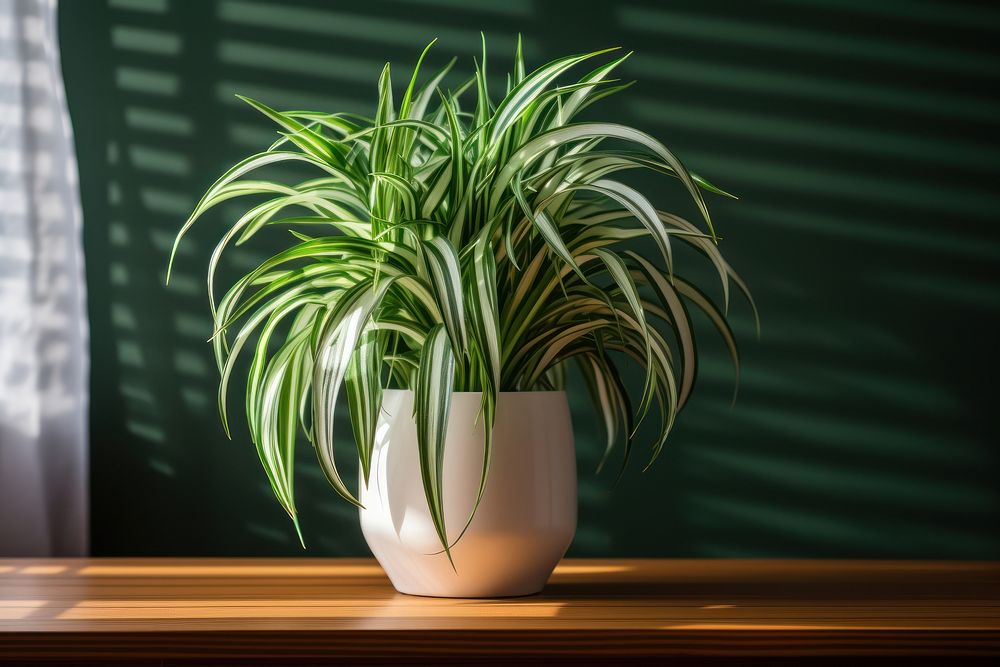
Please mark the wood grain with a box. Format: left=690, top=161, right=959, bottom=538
left=1, top=558, right=998, bottom=663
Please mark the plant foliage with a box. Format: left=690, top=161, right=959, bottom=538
left=169, top=38, right=755, bottom=555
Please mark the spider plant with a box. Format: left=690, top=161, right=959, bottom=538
left=168, top=38, right=755, bottom=559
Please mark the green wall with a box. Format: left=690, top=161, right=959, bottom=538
left=60, top=0, right=1000, bottom=557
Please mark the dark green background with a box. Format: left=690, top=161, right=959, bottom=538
left=60, top=0, right=1000, bottom=557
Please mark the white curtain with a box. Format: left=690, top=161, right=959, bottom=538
left=0, top=0, right=87, bottom=556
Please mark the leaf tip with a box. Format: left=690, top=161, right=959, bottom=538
left=292, top=515, right=306, bottom=549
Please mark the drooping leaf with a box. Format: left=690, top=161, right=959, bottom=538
left=414, top=325, right=456, bottom=566
left=347, top=329, right=383, bottom=485
left=312, top=279, right=395, bottom=506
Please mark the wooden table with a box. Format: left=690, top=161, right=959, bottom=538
left=1, top=558, right=998, bottom=664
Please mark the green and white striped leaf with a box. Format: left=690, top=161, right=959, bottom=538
left=489, top=47, right=618, bottom=145
left=347, top=329, right=383, bottom=485
left=422, top=235, right=468, bottom=353
left=312, top=279, right=395, bottom=506
left=414, top=325, right=456, bottom=565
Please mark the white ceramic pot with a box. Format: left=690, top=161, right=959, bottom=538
left=359, top=389, right=577, bottom=598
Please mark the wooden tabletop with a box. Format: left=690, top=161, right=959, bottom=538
left=1, top=558, right=998, bottom=663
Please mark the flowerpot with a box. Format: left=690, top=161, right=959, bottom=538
left=359, top=389, right=577, bottom=597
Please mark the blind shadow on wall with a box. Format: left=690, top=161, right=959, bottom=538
left=60, top=0, right=1000, bottom=557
